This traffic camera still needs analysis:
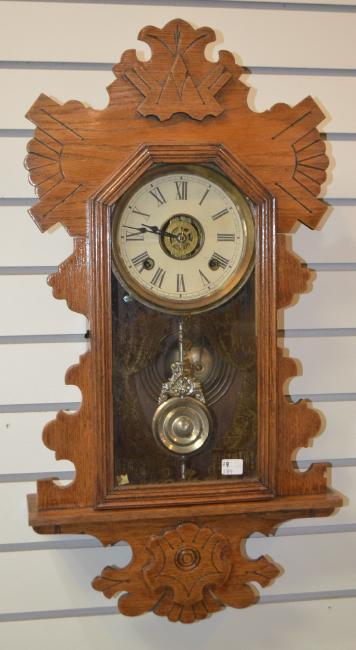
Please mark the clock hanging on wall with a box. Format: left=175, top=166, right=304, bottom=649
left=25, top=19, right=342, bottom=624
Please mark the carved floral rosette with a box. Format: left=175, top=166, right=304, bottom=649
left=93, top=522, right=280, bottom=623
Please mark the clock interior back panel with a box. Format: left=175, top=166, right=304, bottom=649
left=111, top=272, right=257, bottom=485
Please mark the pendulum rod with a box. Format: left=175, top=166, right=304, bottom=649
left=178, top=319, right=186, bottom=480
left=178, top=319, right=184, bottom=364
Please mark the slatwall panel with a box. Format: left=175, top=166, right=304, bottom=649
left=1, top=2, right=355, bottom=648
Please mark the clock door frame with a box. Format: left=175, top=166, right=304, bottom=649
left=89, top=143, right=276, bottom=510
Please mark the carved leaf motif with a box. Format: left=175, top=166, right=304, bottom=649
left=269, top=98, right=328, bottom=229
left=93, top=522, right=232, bottom=622
left=24, top=24, right=329, bottom=243
left=115, top=19, right=238, bottom=120
left=38, top=350, right=97, bottom=508
left=215, top=552, right=279, bottom=609
left=92, top=520, right=283, bottom=623
left=48, top=238, right=88, bottom=316
left=277, top=234, right=312, bottom=309
left=144, top=522, right=231, bottom=616
left=277, top=348, right=328, bottom=494
left=25, top=96, right=87, bottom=235
left=92, top=563, right=158, bottom=616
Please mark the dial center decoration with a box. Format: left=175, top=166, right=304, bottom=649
left=160, top=214, right=204, bottom=260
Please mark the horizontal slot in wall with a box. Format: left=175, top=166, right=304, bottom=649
left=0, top=598, right=356, bottom=650
left=2, top=138, right=356, bottom=198
left=0, top=534, right=354, bottom=614
left=1, top=3, right=356, bottom=68
left=0, top=337, right=355, bottom=403
left=0, top=271, right=356, bottom=333
left=1, top=401, right=356, bottom=475
left=0, top=276, right=86, bottom=335
left=0, top=68, right=356, bottom=132
left=0, top=207, right=75, bottom=265
left=1, top=206, right=356, bottom=268
left=0, top=466, right=352, bottom=546
left=0, top=343, right=86, bottom=404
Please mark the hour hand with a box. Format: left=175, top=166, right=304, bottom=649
left=123, top=224, right=162, bottom=235
left=123, top=225, right=147, bottom=233
left=141, top=223, right=160, bottom=234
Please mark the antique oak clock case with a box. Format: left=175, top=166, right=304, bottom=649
left=25, top=19, right=341, bottom=624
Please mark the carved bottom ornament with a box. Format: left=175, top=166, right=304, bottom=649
left=92, top=521, right=279, bottom=623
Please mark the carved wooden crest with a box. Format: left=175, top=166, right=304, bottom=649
left=25, top=19, right=328, bottom=236
left=116, top=21, right=236, bottom=120
left=25, top=19, right=341, bottom=624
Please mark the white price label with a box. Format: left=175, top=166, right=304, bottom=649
left=221, top=458, right=243, bottom=476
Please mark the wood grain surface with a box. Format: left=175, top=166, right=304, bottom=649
left=25, top=19, right=341, bottom=623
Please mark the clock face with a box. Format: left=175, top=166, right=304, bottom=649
left=112, top=166, right=255, bottom=313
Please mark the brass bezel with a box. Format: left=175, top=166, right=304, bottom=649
left=112, top=164, right=255, bottom=314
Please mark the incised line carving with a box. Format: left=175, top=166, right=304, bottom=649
left=93, top=521, right=279, bottom=623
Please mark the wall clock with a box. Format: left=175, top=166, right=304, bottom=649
left=25, top=19, right=342, bottom=624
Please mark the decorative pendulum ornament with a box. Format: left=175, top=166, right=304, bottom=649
left=152, top=321, right=212, bottom=472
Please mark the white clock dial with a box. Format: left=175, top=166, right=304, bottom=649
left=112, top=166, right=255, bottom=313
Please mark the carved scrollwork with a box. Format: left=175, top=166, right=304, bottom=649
left=144, top=522, right=231, bottom=622
left=277, top=234, right=312, bottom=310
left=115, top=19, right=238, bottom=121
left=25, top=20, right=329, bottom=243
left=93, top=521, right=280, bottom=623
left=269, top=98, right=328, bottom=229
left=277, top=348, right=328, bottom=495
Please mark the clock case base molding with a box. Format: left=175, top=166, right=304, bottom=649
left=28, top=491, right=341, bottom=623
left=24, top=19, right=343, bottom=623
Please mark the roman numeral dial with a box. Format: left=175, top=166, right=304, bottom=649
left=151, top=267, right=166, bottom=288
left=175, top=180, right=188, bottom=200
left=131, top=250, right=150, bottom=271
left=176, top=273, right=186, bottom=293
left=112, top=167, right=255, bottom=313
left=149, top=186, right=166, bottom=206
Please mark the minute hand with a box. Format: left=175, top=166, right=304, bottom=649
left=141, top=224, right=179, bottom=239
